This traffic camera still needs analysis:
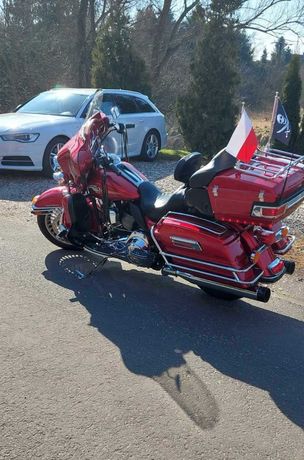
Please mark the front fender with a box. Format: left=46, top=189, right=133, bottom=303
left=32, top=186, right=69, bottom=215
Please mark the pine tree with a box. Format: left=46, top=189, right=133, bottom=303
left=177, top=3, right=239, bottom=157
left=91, top=5, right=150, bottom=95
left=281, top=55, right=302, bottom=150
left=296, top=113, right=304, bottom=153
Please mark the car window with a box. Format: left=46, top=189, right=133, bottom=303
left=18, top=91, right=90, bottom=117
left=135, top=97, right=155, bottom=113
left=114, top=95, right=139, bottom=114
left=100, top=93, right=116, bottom=116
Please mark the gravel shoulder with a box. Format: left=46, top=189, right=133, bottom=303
left=0, top=159, right=303, bottom=234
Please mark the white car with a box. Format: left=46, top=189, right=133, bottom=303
left=0, top=88, right=167, bottom=176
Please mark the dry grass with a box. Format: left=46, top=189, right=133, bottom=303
left=289, top=237, right=304, bottom=270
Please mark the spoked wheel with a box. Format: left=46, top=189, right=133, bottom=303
left=37, top=209, right=81, bottom=250
left=200, top=287, right=242, bottom=301
left=43, top=136, right=68, bottom=177
left=140, top=130, right=160, bottom=161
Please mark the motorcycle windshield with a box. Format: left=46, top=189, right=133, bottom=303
left=85, top=90, right=104, bottom=121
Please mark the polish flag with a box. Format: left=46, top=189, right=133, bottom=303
left=226, top=109, right=258, bottom=163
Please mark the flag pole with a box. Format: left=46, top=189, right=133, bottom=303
left=267, top=91, right=279, bottom=151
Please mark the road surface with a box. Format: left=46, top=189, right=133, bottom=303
left=0, top=212, right=304, bottom=459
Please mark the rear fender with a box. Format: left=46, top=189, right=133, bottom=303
left=32, top=186, right=69, bottom=215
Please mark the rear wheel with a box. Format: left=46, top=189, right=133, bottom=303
left=42, top=136, right=69, bottom=177
left=200, top=287, right=242, bottom=301
left=140, top=130, right=160, bottom=161
left=37, top=210, right=81, bottom=250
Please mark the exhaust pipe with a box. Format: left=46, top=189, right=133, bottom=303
left=162, top=266, right=271, bottom=303
left=283, top=259, right=296, bottom=275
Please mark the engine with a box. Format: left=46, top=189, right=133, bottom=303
left=84, top=231, right=157, bottom=268
left=127, top=232, right=156, bottom=267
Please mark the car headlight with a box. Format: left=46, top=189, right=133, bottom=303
left=0, top=133, right=40, bottom=143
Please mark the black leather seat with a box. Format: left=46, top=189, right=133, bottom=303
left=174, top=151, right=204, bottom=184
left=189, top=149, right=236, bottom=188
left=138, top=181, right=187, bottom=222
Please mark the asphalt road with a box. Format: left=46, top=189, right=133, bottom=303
left=0, top=214, right=304, bottom=459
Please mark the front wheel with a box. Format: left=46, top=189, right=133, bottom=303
left=200, top=287, right=242, bottom=301
left=140, top=130, right=160, bottom=161
left=37, top=210, right=81, bottom=250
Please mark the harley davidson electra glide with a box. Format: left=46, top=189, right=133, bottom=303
left=32, top=92, right=304, bottom=303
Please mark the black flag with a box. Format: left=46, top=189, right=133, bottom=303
left=272, top=99, right=291, bottom=145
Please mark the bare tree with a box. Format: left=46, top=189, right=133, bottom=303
left=141, top=0, right=303, bottom=88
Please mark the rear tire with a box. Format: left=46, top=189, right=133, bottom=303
left=37, top=211, right=81, bottom=250
left=42, top=136, right=69, bottom=177
left=140, top=130, right=160, bottom=162
left=201, top=287, right=242, bottom=301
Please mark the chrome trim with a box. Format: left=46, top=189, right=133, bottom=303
left=268, top=257, right=282, bottom=271
left=31, top=205, right=62, bottom=215
left=161, top=251, right=256, bottom=274
left=150, top=225, right=169, bottom=264
left=162, top=267, right=261, bottom=300
left=167, top=262, right=263, bottom=285
left=170, top=236, right=202, bottom=251
left=285, top=189, right=304, bottom=209
left=274, top=235, right=295, bottom=254
left=235, top=149, right=304, bottom=179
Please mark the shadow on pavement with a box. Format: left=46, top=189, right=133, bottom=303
left=43, top=250, right=304, bottom=430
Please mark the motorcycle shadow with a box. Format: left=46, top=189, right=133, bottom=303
left=43, top=250, right=304, bottom=430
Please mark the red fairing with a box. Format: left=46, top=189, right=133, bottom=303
left=57, top=111, right=109, bottom=186
left=33, top=186, right=69, bottom=208
left=88, top=168, right=140, bottom=200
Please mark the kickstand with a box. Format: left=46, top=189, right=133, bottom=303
left=75, top=257, right=108, bottom=280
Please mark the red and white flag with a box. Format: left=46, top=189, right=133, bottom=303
left=226, top=109, right=257, bottom=163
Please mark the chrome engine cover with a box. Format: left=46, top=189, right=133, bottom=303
left=84, top=231, right=156, bottom=268
left=127, top=232, right=155, bottom=267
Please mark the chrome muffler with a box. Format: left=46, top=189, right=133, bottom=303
left=162, top=266, right=271, bottom=303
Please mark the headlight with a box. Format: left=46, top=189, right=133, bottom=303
left=0, top=133, right=40, bottom=142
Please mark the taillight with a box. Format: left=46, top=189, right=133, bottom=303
left=268, top=258, right=285, bottom=274
left=255, top=229, right=276, bottom=245
left=251, top=204, right=287, bottom=219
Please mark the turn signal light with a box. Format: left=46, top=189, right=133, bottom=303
left=281, top=226, right=289, bottom=238
left=250, top=251, right=261, bottom=264
left=32, top=195, right=40, bottom=205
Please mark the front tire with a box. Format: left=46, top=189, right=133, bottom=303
left=37, top=211, right=81, bottom=250
left=42, top=136, right=69, bottom=177
left=140, top=130, right=160, bottom=162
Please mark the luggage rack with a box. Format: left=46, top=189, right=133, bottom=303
left=234, top=147, right=304, bottom=179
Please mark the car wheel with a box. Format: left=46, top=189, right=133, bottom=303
left=43, top=136, right=69, bottom=177
left=140, top=130, right=160, bottom=162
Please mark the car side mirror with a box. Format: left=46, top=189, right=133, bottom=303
left=111, top=106, right=120, bottom=120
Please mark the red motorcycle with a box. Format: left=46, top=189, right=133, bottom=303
left=32, top=99, right=304, bottom=303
